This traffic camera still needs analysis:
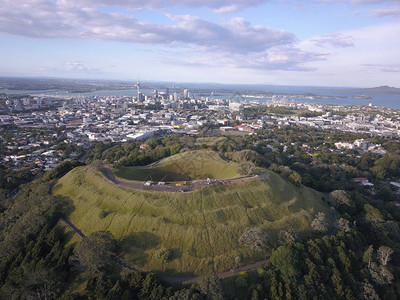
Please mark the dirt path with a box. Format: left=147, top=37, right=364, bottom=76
left=325, top=193, right=339, bottom=236
left=60, top=216, right=270, bottom=283
left=99, top=165, right=264, bottom=193
left=159, top=259, right=270, bottom=283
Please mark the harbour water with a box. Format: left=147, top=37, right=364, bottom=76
left=1, top=85, right=399, bottom=109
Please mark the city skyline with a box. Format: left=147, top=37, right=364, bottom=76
left=0, top=0, right=399, bottom=87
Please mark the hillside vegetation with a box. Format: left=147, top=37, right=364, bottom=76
left=115, top=150, right=241, bottom=181
left=54, top=152, right=332, bottom=276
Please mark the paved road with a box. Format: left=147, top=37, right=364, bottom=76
left=99, top=165, right=262, bottom=193
left=61, top=216, right=86, bottom=239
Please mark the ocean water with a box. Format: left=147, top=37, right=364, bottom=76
left=1, top=86, right=399, bottom=109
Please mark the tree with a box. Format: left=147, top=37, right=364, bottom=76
left=139, top=272, right=161, bottom=299
left=22, top=268, right=61, bottom=300
left=238, top=161, right=257, bottom=176
left=363, top=245, right=374, bottom=269
left=234, top=254, right=243, bottom=268
left=42, top=160, right=83, bottom=182
left=331, top=267, right=344, bottom=298
left=154, top=248, right=172, bottom=263
left=364, top=204, right=384, bottom=224
left=337, top=218, right=351, bottom=233
left=360, top=283, right=380, bottom=300
left=279, top=230, right=297, bottom=244
left=85, top=274, right=114, bottom=299
left=377, top=246, right=393, bottom=266
left=234, top=274, right=248, bottom=288
left=330, top=190, right=352, bottom=207
left=311, top=212, right=329, bottom=233
left=170, top=288, right=202, bottom=300
left=239, top=227, right=269, bottom=251
left=369, top=262, right=393, bottom=285
left=288, top=172, right=302, bottom=187
left=384, top=221, right=400, bottom=240
left=124, top=270, right=144, bottom=294
left=248, top=290, right=258, bottom=300
left=197, top=275, right=224, bottom=300
left=270, top=245, right=300, bottom=284
left=108, top=280, right=123, bottom=300
left=72, top=231, right=117, bottom=274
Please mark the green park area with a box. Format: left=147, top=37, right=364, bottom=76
left=53, top=151, right=331, bottom=276
left=114, top=150, right=241, bottom=182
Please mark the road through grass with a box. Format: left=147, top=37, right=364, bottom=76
left=54, top=160, right=331, bottom=276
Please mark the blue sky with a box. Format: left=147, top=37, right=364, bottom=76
left=0, top=0, right=399, bottom=87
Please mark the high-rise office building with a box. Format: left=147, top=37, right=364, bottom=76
left=182, top=89, right=189, bottom=99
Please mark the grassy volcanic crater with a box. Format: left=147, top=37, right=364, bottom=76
left=54, top=150, right=332, bottom=276
left=114, top=150, right=241, bottom=182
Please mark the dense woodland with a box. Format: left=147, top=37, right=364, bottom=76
left=0, top=125, right=399, bottom=299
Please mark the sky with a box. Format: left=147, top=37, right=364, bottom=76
left=0, top=0, right=399, bottom=87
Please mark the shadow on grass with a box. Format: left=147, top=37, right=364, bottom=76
left=118, top=232, right=161, bottom=267
left=56, top=194, right=76, bottom=217
left=170, top=248, right=183, bottom=260
left=121, top=232, right=161, bottom=250
left=63, top=229, right=80, bottom=246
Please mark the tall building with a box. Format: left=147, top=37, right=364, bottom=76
left=229, top=102, right=243, bottom=112
left=135, top=81, right=140, bottom=94
left=138, top=92, right=144, bottom=103
left=134, top=81, right=146, bottom=102
left=182, top=89, right=189, bottom=99
left=153, top=89, right=158, bottom=101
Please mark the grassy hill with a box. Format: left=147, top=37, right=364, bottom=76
left=54, top=152, right=332, bottom=276
left=115, top=150, right=241, bottom=182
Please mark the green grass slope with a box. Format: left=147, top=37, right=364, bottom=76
left=115, top=150, right=241, bottom=181
left=54, top=164, right=332, bottom=276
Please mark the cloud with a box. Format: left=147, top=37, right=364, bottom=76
left=79, top=0, right=269, bottom=13
left=0, top=1, right=295, bottom=54
left=159, top=46, right=328, bottom=71
left=296, top=22, right=400, bottom=87
left=0, top=0, right=331, bottom=72
left=311, top=33, right=355, bottom=48
left=79, top=0, right=399, bottom=10
left=351, top=0, right=397, bottom=3
left=64, top=61, right=91, bottom=72
left=319, top=0, right=397, bottom=4
left=233, top=47, right=328, bottom=71
left=213, top=5, right=241, bottom=14
left=321, top=0, right=400, bottom=18
left=370, top=6, right=400, bottom=17
left=364, top=64, right=400, bottom=72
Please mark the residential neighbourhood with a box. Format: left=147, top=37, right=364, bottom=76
left=1, top=88, right=400, bottom=176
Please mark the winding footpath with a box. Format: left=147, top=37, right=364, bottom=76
left=54, top=168, right=271, bottom=282
left=60, top=216, right=270, bottom=283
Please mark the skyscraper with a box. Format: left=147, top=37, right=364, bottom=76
left=182, top=89, right=189, bottom=99
left=135, top=81, right=140, bottom=95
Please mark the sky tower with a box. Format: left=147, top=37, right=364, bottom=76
left=135, top=81, right=140, bottom=96
left=135, top=81, right=144, bottom=102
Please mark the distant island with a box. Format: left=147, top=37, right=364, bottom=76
left=332, top=85, right=400, bottom=95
